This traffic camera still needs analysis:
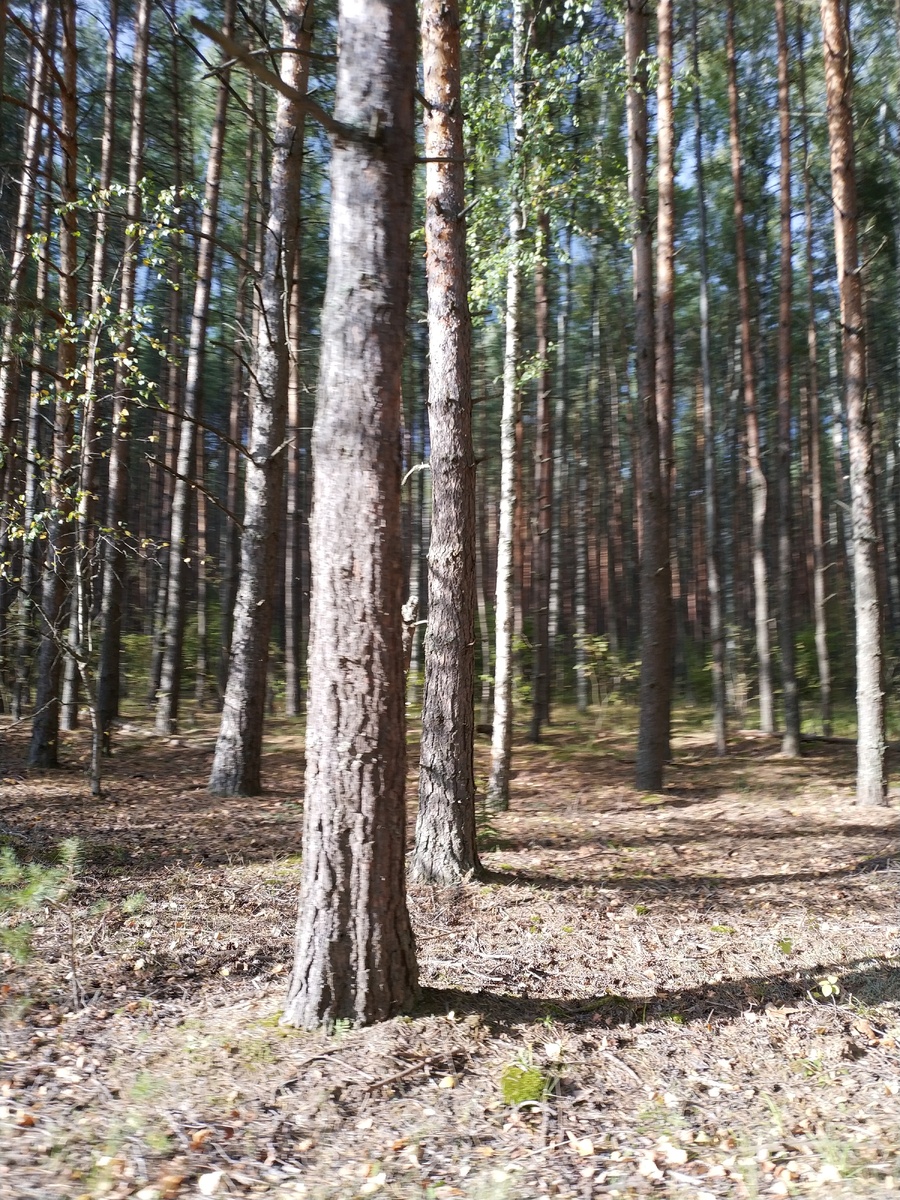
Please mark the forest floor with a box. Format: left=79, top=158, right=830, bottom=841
left=1, top=705, right=900, bottom=1200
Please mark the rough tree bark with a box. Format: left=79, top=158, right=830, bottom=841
left=487, top=0, right=526, bottom=813
left=209, top=0, right=312, bottom=795
left=282, top=0, right=419, bottom=1029
left=775, top=0, right=801, bottom=756
left=726, top=0, right=774, bottom=735
left=819, top=0, right=887, bottom=804
left=626, top=0, right=671, bottom=792
left=410, top=0, right=480, bottom=885
left=155, top=0, right=235, bottom=734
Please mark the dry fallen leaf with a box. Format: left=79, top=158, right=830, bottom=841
left=567, top=1132, right=594, bottom=1157
left=197, top=1170, right=223, bottom=1197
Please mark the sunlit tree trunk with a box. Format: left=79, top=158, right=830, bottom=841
left=627, top=0, right=671, bottom=791
left=530, top=211, right=553, bottom=741
left=283, top=0, right=419, bottom=1029
left=487, top=0, right=526, bottom=812
left=726, top=0, right=774, bottom=735
left=411, top=0, right=479, bottom=884
left=819, top=0, right=886, bottom=804
left=156, top=0, right=236, bottom=734
left=210, top=0, right=312, bottom=795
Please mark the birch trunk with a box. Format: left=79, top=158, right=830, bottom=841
left=530, top=212, right=553, bottom=741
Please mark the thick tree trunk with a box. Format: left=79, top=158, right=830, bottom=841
left=487, top=0, right=526, bottom=813
left=95, top=0, right=150, bottom=751
left=156, top=0, right=235, bottom=734
left=282, top=0, right=419, bottom=1030
left=819, top=0, right=887, bottom=804
left=411, top=0, right=479, bottom=885
left=775, top=0, right=801, bottom=756
left=530, top=212, right=553, bottom=742
left=798, top=10, right=831, bottom=736
left=28, top=0, right=78, bottom=769
left=726, top=0, right=774, bottom=735
left=209, top=0, right=312, bottom=795
left=626, top=0, right=671, bottom=792
left=692, top=0, right=726, bottom=756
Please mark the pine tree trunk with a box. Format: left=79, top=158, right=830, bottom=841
left=797, top=10, right=832, bottom=737
left=726, top=0, right=774, bottom=736
left=411, top=0, right=479, bottom=885
left=209, top=0, right=312, bottom=796
left=530, top=212, right=553, bottom=742
left=156, top=0, right=235, bottom=735
left=692, top=0, right=726, bottom=756
left=283, top=0, right=419, bottom=1030
left=487, top=0, right=526, bottom=813
left=775, top=0, right=801, bottom=756
left=28, top=0, right=78, bottom=769
left=819, top=0, right=887, bottom=804
left=626, top=0, right=671, bottom=792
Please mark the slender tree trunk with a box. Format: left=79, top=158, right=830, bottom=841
left=475, top=371, right=493, bottom=727
left=283, top=0, right=419, bottom=1030
left=775, top=0, right=801, bottom=756
left=156, top=0, right=236, bottom=735
left=210, top=0, right=312, bottom=795
left=692, top=0, right=726, bottom=756
left=94, top=0, right=150, bottom=751
left=549, top=231, right=571, bottom=669
left=283, top=201, right=304, bottom=717
left=627, top=0, right=671, bottom=791
left=411, top=0, right=479, bottom=885
left=655, top=0, right=675, bottom=747
left=798, top=11, right=831, bottom=736
left=60, top=0, right=119, bottom=731
left=487, top=0, right=526, bottom=813
left=28, top=0, right=78, bottom=768
left=819, top=0, right=886, bottom=804
left=530, top=211, right=553, bottom=741
left=726, top=0, right=774, bottom=735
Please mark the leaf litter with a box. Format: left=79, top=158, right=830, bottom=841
left=1, top=711, right=899, bottom=1199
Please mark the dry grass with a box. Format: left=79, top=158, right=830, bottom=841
left=1, top=707, right=899, bottom=1199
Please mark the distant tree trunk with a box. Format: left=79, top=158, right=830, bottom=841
left=96, top=0, right=150, bottom=751
left=775, top=0, right=800, bottom=756
left=156, top=0, right=235, bottom=735
left=475, top=373, right=493, bottom=727
left=282, top=0, right=419, bottom=1030
left=692, top=0, right=726, bottom=756
left=411, top=0, right=479, bottom=885
left=626, top=0, right=671, bottom=792
left=726, top=0, right=774, bottom=735
left=819, top=0, right=886, bottom=804
left=28, top=0, right=78, bottom=768
left=487, top=0, right=526, bottom=813
left=549, top=231, right=571, bottom=671
left=194, top=429, right=210, bottom=708
left=283, top=202, right=304, bottom=717
left=209, top=0, right=312, bottom=795
left=655, top=0, right=675, bottom=745
left=530, top=211, right=553, bottom=742
left=797, top=10, right=831, bottom=736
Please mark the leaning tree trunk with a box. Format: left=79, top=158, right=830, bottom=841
left=775, top=0, right=801, bottom=756
left=283, top=0, right=419, bottom=1030
left=410, top=0, right=480, bottom=886
left=819, top=0, right=886, bottom=804
left=692, top=0, right=726, bottom=755
left=155, top=0, right=235, bottom=734
left=28, top=0, right=78, bottom=769
left=95, top=0, right=150, bottom=752
left=209, top=0, right=312, bottom=796
left=487, top=0, right=526, bottom=813
left=627, top=0, right=671, bottom=792
left=726, top=0, right=774, bottom=736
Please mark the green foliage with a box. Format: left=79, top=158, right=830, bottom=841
left=0, top=840, right=81, bottom=963
left=576, top=636, right=640, bottom=722
left=500, top=1062, right=549, bottom=1107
